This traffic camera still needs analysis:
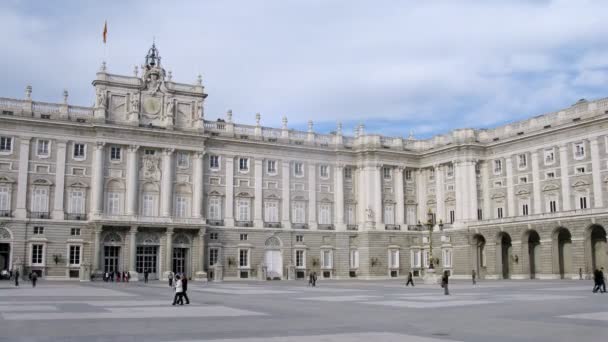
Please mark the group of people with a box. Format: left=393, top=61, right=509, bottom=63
left=102, top=271, right=131, bottom=282
left=8, top=269, right=38, bottom=287
left=593, top=267, right=606, bottom=293
left=405, top=270, right=459, bottom=296
left=168, top=272, right=190, bottom=305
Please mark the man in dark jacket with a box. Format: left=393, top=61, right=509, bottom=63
left=406, top=271, right=414, bottom=287
left=181, top=274, right=190, bottom=304
left=14, top=269, right=19, bottom=287
left=593, top=269, right=602, bottom=293
left=31, top=272, right=38, bottom=288
left=442, top=271, right=450, bottom=295
left=144, top=269, right=149, bottom=283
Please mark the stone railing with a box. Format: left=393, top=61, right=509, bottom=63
left=262, top=127, right=281, bottom=139
left=234, top=124, right=256, bottom=135
left=33, top=102, right=61, bottom=115
left=106, top=74, right=141, bottom=86
left=467, top=207, right=608, bottom=228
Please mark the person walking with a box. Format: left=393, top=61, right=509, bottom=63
left=472, top=269, right=477, bottom=285
left=441, top=271, right=450, bottom=295
left=593, top=269, right=601, bottom=293
left=172, top=275, right=184, bottom=305
left=14, top=269, right=19, bottom=287
left=308, top=272, right=313, bottom=287
left=144, top=269, right=149, bottom=283
left=579, top=268, right=583, bottom=280
left=30, top=271, right=38, bottom=288
left=168, top=272, right=174, bottom=287
left=312, top=272, right=317, bottom=287
left=181, top=274, right=190, bottom=305
left=406, top=271, right=415, bottom=287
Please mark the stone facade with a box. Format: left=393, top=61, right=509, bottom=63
left=0, top=44, right=607, bottom=281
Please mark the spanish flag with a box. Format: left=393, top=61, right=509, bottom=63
left=103, top=21, right=108, bottom=44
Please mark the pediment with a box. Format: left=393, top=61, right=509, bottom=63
left=572, top=180, right=589, bottom=188
left=543, top=184, right=559, bottom=192
left=405, top=200, right=417, bottom=205
left=427, top=199, right=436, bottom=205
left=319, top=196, right=333, bottom=203
left=236, top=191, right=253, bottom=198
left=264, top=193, right=280, bottom=200
left=32, top=178, right=52, bottom=186
left=444, top=196, right=456, bottom=202
left=516, top=189, right=530, bottom=196
left=491, top=192, right=505, bottom=199
left=208, top=190, right=223, bottom=197
left=292, top=195, right=306, bottom=201
left=69, top=181, right=89, bottom=188
left=0, top=176, right=15, bottom=184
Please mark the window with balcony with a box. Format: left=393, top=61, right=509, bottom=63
left=237, top=198, right=251, bottom=221
left=521, top=202, right=529, bottom=216
left=497, top=207, right=503, bottom=218
left=209, top=248, right=219, bottom=266
left=208, top=197, right=222, bottom=220
left=264, top=201, right=279, bottom=223
left=411, top=249, right=421, bottom=268
left=383, top=204, right=395, bottom=225
left=174, top=195, right=189, bottom=218
left=68, top=190, right=85, bottom=216
left=239, top=249, right=250, bottom=267
left=494, top=160, right=502, bottom=174
left=577, top=194, right=588, bottom=209
left=73, top=143, right=86, bottom=160
left=406, top=205, right=417, bottom=225
left=142, top=193, right=156, bottom=217
left=36, top=139, right=50, bottom=157
left=292, top=202, right=306, bottom=223
left=449, top=210, right=455, bottom=224
left=106, top=192, right=121, bottom=215
left=0, top=186, right=10, bottom=214
left=548, top=199, right=558, bottom=213
left=346, top=204, right=356, bottom=225
left=344, top=167, right=352, bottom=180
left=319, top=203, right=332, bottom=225
left=31, top=188, right=49, bottom=214
left=442, top=249, right=453, bottom=268
left=31, top=244, right=44, bottom=266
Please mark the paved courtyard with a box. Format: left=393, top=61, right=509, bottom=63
left=0, top=278, right=606, bottom=341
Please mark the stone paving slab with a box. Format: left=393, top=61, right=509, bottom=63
left=167, top=332, right=462, bottom=342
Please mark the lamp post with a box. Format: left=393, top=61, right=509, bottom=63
left=419, top=210, right=443, bottom=284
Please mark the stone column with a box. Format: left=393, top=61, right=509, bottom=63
left=395, top=166, right=405, bottom=226
left=559, top=144, right=571, bottom=211
left=192, top=151, right=204, bottom=218
left=225, top=155, right=235, bottom=226
left=281, top=160, right=291, bottom=229
left=590, top=137, right=603, bottom=208
left=505, top=156, right=515, bottom=217
left=93, top=225, right=102, bottom=272
left=14, top=137, right=31, bottom=219
left=129, top=226, right=139, bottom=280
left=308, top=163, right=317, bottom=230
left=125, top=145, right=140, bottom=216
left=454, top=161, right=464, bottom=221
left=466, top=161, right=479, bottom=220
left=160, top=148, right=174, bottom=217
left=164, top=228, right=174, bottom=279
left=416, top=169, right=427, bottom=223
left=91, top=142, right=105, bottom=217
left=435, top=164, right=445, bottom=223
left=52, top=140, right=67, bottom=220
left=531, top=151, right=542, bottom=214
left=357, top=165, right=367, bottom=227
left=481, top=161, right=491, bottom=219
left=254, top=159, right=263, bottom=228
left=195, top=228, right=207, bottom=281
left=373, top=164, right=383, bottom=229
left=334, top=163, right=345, bottom=230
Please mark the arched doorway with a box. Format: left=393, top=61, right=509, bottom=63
left=172, top=233, right=191, bottom=277
left=589, top=225, right=607, bottom=272
left=0, top=227, right=13, bottom=271
left=497, top=232, right=512, bottom=279
left=553, top=227, right=572, bottom=279
left=136, top=232, right=160, bottom=280
left=103, top=231, right=123, bottom=274
left=526, top=230, right=541, bottom=279
left=264, top=236, right=283, bottom=280
left=472, top=234, right=486, bottom=278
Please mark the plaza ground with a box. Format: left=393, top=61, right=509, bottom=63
left=0, top=278, right=606, bottom=341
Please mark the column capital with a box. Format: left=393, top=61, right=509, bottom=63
left=396, top=165, right=406, bottom=172
left=95, top=141, right=106, bottom=150
left=19, top=136, right=33, bottom=143
left=193, top=149, right=206, bottom=159
left=130, top=226, right=138, bottom=234
left=56, top=139, right=69, bottom=146
left=128, top=145, right=140, bottom=153
left=198, top=228, right=206, bottom=237
left=558, top=143, right=569, bottom=151
left=93, top=224, right=103, bottom=234
left=335, top=162, right=345, bottom=169
left=590, top=136, right=599, bottom=145
left=166, top=227, right=174, bottom=234
left=162, top=148, right=175, bottom=155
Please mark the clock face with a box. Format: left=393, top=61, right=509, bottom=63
left=143, top=97, right=161, bottom=114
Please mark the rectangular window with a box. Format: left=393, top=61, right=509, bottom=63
left=405, top=170, right=412, bottom=180
left=549, top=200, right=557, bottom=213
left=237, top=198, right=251, bottom=221
left=107, top=192, right=120, bottom=215
left=296, top=235, right=303, bottom=243
left=346, top=204, right=356, bottom=225
left=70, top=228, right=81, bottom=236
left=264, top=201, right=279, bottom=222
left=142, top=193, right=154, bottom=217
left=208, top=197, right=222, bottom=220
left=383, top=204, right=395, bottom=224
left=389, top=250, right=400, bottom=268
left=210, top=232, right=218, bottom=240
left=37, top=139, right=50, bottom=157
left=544, top=149, right=555, bottom=165
left=383, top=167, right=392, bottom=180
left=579, top=196, right=588, bottom=209
left=144, top=149, right=155, bottom=155
left=411, top=250, right=421, bottom=268
left=69, top=245, right=81, bottom=265
left=497, top=207, right=503, bottom=218
left=238, top=158, right=249, bottom=172
left=322, top=250, right=332, bottom=268
left=519, top=176, right=528, bottom=184
left=494, top=160, right=502, bottom=174
left=350, top=249, right=359, bottom=269
left=494, top=181, right=503, bottom=187
left=31, top=244, right=44, bottom=265
left=240, top=233, right=248, bottom=241
left=319, top=203, right=331, bottom=225
left=296, top=250, right=305, bottom=268
left=209, top=248, right=219, bottom=266
left=0, top=137, right=12, bottom=152
left=518, top=154, right=527, bottom=168
left=522, top=203, right=529, bottom=216
left=320, top=165, right=329, bottom=178
left=576, top=166, right=586, bottom=174
left=174, top=196, right=188, bottom=217
left=110, top=146, right=121, bottom=161
left=429, top=169, right=435, bottom=180
left=0, top=186, right=10, bottom=211
left=546, top=171, right=555, bottom=179
left=209, top=155, right=220, bottom=169
left=477, top=209, right=483, bottom=220
left=344, top=167, right=352, bottom=180
left=267, top=160, right=277, bottom=174
left=442, top=249, right=452, bottom=268
left=449, top=210, right=455, bottom=224
left=69, top=190, right=85, bottom=214
left=294, top=162, right=304, bottom=176
left=293, top=202, right=306, bottom=223
left=239, top=249, right=249, bottom=267
left=406, top=205, right=417, bottom=225
left=447, top=164, right=454, bottom=178
left=33, top=226, right=44, bottom=235
left=574, top=143, right=585, bottom=159
left=177, top=152, right=189, bottom=168
left=32, top=188, right=49, bottom=213
left=73, top=143, right=85, bottom=159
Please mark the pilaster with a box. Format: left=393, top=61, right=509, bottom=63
left=225, top=155, right=235, bottom=226
left=435, top=164, right=445, bottom=222
left=90, top=142, right=105, bottom=217
left=590, top=137, right=603, bottom=208
left=281, top=160, right=291, bottom=229
left=52, top=140, right=68, bottom=220
left=160, top=148, right=174, bottom=217
left=505, top=156, right=515, bottom=217
left=394, top=165, right=405, bottom=225
left=308, top=163, right=317, bottom=230
left=481, top=160, right=491, bottom=219
left=416, top=169, right=427, bottom=223
left=164, top=227, right=174, bottom=279
left=125, top=145, right=140, bottom=216
left=559, top=144, right=571, bottom=211
left=14, top=137, right=31, bottom=219
left=254, top=159, right=263, bottom=228
left=531, top=151, right=542, bottom=214
left=128, top=226, right=138, bottom=278
left=192, top=151, right=205, bottom=218
left=92, top=225, right=102, bottom=272
left=373, top=164, right=383, bottom=230
left=334, top=163, right=345, bottom=230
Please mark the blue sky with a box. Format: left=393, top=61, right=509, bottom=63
left=2, top=0, right=608, bottom=138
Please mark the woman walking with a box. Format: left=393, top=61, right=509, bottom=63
left=172, top=275, right=184, bottom=305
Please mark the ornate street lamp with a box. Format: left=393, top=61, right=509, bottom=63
left=425, top=210, right=444, bottom=269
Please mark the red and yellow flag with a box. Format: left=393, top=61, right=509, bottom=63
left=103, top=21, right=108, bottom=44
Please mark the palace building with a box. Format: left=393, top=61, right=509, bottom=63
left=0, top=44, right=606, bottom=281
